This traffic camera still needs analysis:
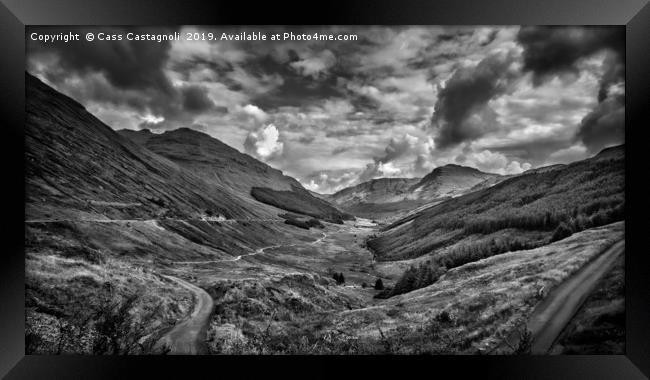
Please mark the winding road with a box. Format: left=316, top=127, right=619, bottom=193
left=154, top=275, right=214, bottom=355
left=175, top=232, right=328, bottom=265
left=153, top=231, right=329, bottom=353
left=491, top=239, right=625, bottom=354
left=527, top=239, right=625, bottom=354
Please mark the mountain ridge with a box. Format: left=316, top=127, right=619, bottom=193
left=118, top=124, right=350, bottom=223
left=328, top=164, right=503, bottom=220
left=368, top=144, right=625, bottom=262
left=25, top=72, right=261, bottom=221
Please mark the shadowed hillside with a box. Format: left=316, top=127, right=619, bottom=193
left=26, top=73, right=261, bottom=222
left=251, top=186, right=353, bottom=224
left=119, top=128, right=351, bottom=223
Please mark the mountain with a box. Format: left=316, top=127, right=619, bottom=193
left=410, top=164, right=501, bottom=199
left=25, top=72, right=359, bottom=354
left=329, top=178, right=421, bottom=206
left=119, top=128, right=303, bottom=195
left=26, top=73, right=260, bottom=221
left=328, top=164, right=502, bottom=220
left=118, top=127, right=351, bottom=223
left=368, top=145, right=624, bottom=262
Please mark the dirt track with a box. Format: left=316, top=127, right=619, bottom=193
left=528, top=239, right=625, bottom=354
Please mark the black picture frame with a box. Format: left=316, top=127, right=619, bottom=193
left=1, top=0, right=648, bottom=379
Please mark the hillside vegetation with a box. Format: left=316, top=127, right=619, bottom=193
left=368, top=146, right=624, bottom=297
left=369, top=146, right=623, bottom=261
left=26, top=73, right=260, bottom=221
left=120, top=127, right=350, bottom=221
left=251, top=186, right=353, bottom=224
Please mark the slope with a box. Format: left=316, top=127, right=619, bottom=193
left=119, top=128, right=351, bottom=223
left=26, top=73, right=261, bottom=222
left=368, top=145, right=624, bottom=262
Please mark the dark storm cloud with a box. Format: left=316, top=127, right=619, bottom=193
left=245, top=54, right=345, bottom=109
left=27, top=26, right=228, bottom=131
left=575, top=95, right=625, bottom=153
left=432, top=52, right=518, bottom=149
left=28, top=26, right=177, bottom=95
left=485, top=138, right=575, bottom=163
left=517, top=26, right=625, bottom=153
left=517, top=26, right=624, bottom=87
left=181, top=86, right=216, bottom=112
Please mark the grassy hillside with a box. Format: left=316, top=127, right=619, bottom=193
left=552, top=255, right=624, bottom=354
left=409, top=164, right=501, bottom=199
left=24, top=72, right=315, bottom=353
left=120, top=127, right=350, bottom=221
left=26, top=73, right=261, bottom=221
left=330, top=223, right=624, bottom=354
left=251, top=186, right=354, bottom=224
left=330, top=178, right=421, bottom=205
left=368, top=146, right=624, bottom=263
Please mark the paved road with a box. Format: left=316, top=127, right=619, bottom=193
left=154, top=275, right=214, bottom=355
left=528, top=239, right=625, bottom=354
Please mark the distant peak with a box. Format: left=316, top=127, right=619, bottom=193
left=118, top=128, right=153, bottom=134
left=430, top=163, right=480, bottom=174
left=164, top=127, right=211, bottom=138
left=169, top=127, right=202, bottom=134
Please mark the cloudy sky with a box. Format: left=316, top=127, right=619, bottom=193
left=27, top=26, right=624, bottom=194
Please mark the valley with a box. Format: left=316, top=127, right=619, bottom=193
left=24, top=72, right=625, bottom=355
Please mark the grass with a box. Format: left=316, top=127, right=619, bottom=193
left=24, top=221, right=198, bottom=354
left=329, top=223, right=624, bottom=354
left=25, top=252, right=193, bottom=354
left=552, top=255, right=625, bottom=354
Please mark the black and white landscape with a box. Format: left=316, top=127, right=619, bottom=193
left=25, top=26, right=624, bottom=355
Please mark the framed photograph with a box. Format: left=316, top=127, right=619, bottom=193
left=1, top=0, right=648, bottom=378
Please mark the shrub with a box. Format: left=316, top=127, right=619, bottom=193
left=382, top=263, right=446, bottom=298
left=284, top=219, right=310, bottom=230
left=435, top=310, right=452, bottom=324
left=306, top=218, right=325, bottom=228
left=374, top=279, right=384, bottom=290
left=551, top=222, right=573, bottom=242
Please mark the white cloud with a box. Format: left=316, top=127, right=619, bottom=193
left=243, top=124, right=284, bottom=160
left=462, top=149, right=532, bottom=175
left=241, top=104, right=269, bottom=122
